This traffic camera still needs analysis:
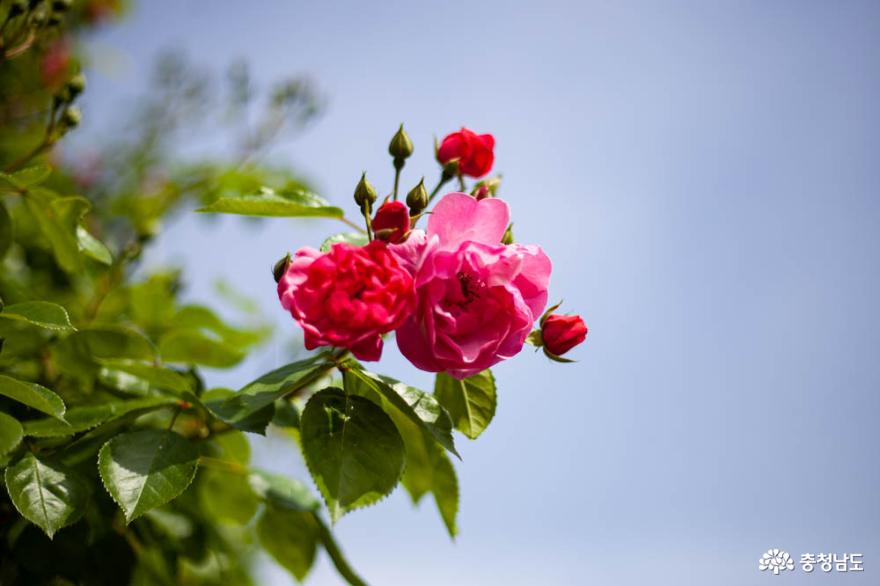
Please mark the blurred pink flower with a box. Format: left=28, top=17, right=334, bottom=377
left=392, top=193, right=551, bottom=378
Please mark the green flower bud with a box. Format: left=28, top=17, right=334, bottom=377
left=406, top=177, right=429, bottom=215
left=272, top=253, right=291, bottom=283
left=59, top=106, right=81, bottom=130
left=441, top=159, right=459, bottom=182
left=65, top=73, right=86, bottom=99
left=388, top=124, right=414, bottom=162
left=353, top=172, right=377, bottom=211
left=501, top=223, right=514, bottom=245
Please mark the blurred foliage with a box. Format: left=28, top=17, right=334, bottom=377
left=0, top=1, right=371, bottom=584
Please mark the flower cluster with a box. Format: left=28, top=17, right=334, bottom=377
left=277, top=127, right=587, bottom=378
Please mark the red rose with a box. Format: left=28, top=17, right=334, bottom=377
left=541, top=314, right=587, bottom=356
left=372, top=201, right=410, bottom=243
left=277, top=241, right=415, bottom=361
left=437, top=127, right=495, bottom=178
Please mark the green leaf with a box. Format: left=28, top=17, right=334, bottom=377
left=22, top=396, right=175, bottom=438
left=198, top=468, right=260, bottom=525
left=320, top=232, right=368, bottom=252
left=4, top=452, right=89, bottom=538
left=248, top=469, right=320, bottom=512
left=196, top=188, right=343, bottom=218
left=345, top=367, right=458, bottom=458
left=429, top=448, right=459, bottom=537
left=66, top=325, right=156, bottom=360
left=434, top=370, right=497, bottom=440
left=257, top=504, right=319, bottom=582
left=206, top=354, right=329, bottom=433
left=158, top=330, right=244, bottom=368
left=314, top=516, right=369, bottom=586
left=24, top=190, right=89, bottom=273
left=76, top=225, right=113, bottom=265
left=0, top=412, right=23, bottom=455
left=98, top=430, right=200, bottom=523
left=0, top=164, right=52, bottom=190
left=0, top=374, right=66, bottom=420
left=0, top=200, right=12, bottom=259
left=0, top=301, right=76, bottom=332
left=173, top=305, right=269, bottom=347
left=97, top=359, right=192, bottom=394
left=300, top=388, right=404, bottom=522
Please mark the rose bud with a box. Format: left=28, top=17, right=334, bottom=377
left=406, top=178, right=429, bottom=216
left=388, top=124, right=414, bottom=162
left=541, top=314, right=587, bottom=358
left=372, top=201, right=410, bottom=244
left=437, top=127, right=495, bottom=178
left=353, top=172, right=377, bottom=212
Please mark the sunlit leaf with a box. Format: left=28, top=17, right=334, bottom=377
left=434, top=370, right=497, bottom=440
left=0, top=374, right=66, bottom=420
left=196, top=188, right=343, bottom=218
left=98, top=429, right=200, bottom=523
left=97, top=359, right=192, bottom=393
left=4, top=452, right=90, bottom=538
left=76, top=225, right=113, bottom=265
left=300, top=388, right=404, bottom=522
left=248, top=469, right=320, bottom=512
left=199, top=468, right=260, bottom=525
left=22, top=397, right=175, bottom=438
left=0, top=301, right=76, bottom=332
left=0, top=164, right=52, bottom=191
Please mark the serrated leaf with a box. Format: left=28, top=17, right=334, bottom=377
left=196, top=189, right=343, bottom=218
left=4, top=452, right=89, bottom=538
left=0, top=412, right=23, bottom=455
left=158, top=330, right=244, bottom=368
left=434, top=370, right=497, bottom=440
left=0, top=201, right=12, bottom=259
left=98, top=430, right=200, bottom=523
left=0, top=301, right=76, bottom=332
left=257, top=504, right=319, bottom=582
left=248, top=469, right=320, bottom=512
left=76, top=225, right=113, bottom=264
left=320, top=232, right=368, bottom=252
left=300, top=388, right=404, bottom=522
left=206, top=354, right=329, bottom=433
left=0, top=374, right=66, bottom=420
left=22, top=396, right=175, bottom=438
left=345, top=367, right=458, bottom=458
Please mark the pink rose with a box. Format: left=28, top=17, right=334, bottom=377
left=392, top=193, right=551, bottom=378
left=278, top=241, right=415, bottom=361
left=436, top=128, right=495, bottom=178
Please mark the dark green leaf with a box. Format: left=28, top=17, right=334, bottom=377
left=159, top=330, right=244, bottom=368
left=300, top=388, right=404, bottom=522
left=0, top=374, right=66, bottom=420
left=0, top=301, right=76, bottom=332
left=4, top=452, right=89, bottom=538
left=22, top=396, right=175, bottom=438
left=196, top=188, right=343, bottom=218
left=248, top=469, right=320, bottom=512
left=0, top=412, right=23, bottom=455
left=67, top=325, right=156, bottom=361
left=345, top=367, right=458, bottom=457
left=257, top=504, right=318, bottom=582
left=320, top=232, right=368, bottom=252
left=206, top=355, right=329, bottom=433
left=76, top=225, right=113, bottom=265
left=98, top=430, right=200, bottom=523
left=434, top=370, right=497, bottom=440
left=0, top=200, right=12, bottom=259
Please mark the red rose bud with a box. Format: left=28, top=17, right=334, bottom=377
left=372, top=201, right=410, bottom=243
left=541, top=314, right=587, bottom=357
left=437, top=127, right=495, bottom=178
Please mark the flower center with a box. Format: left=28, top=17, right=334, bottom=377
left=456, top=271, right=485, bottom=306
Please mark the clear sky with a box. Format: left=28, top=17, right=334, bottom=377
left=80, top=1, right=880, bottom=584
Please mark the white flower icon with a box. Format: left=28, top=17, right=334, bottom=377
left=759, top=549, right=795, bottom=575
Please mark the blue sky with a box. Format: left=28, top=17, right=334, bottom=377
left=80, top=1, right=880, bottom=584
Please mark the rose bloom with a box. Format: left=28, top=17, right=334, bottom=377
left=371, top=201, right=410, bottom=243
left=391, top=193, right=551, bottom=379
left=278, top=241, right=415, bottom=361
left=541, top=314, right=587, bottom=356
left=437, top=128, right=495, bottom=178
